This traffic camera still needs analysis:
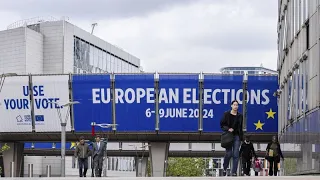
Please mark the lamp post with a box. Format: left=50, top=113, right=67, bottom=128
left=0, top=73, right=17, bottom=93
left=49, top=101, right=79, bottom=177
left=129, top=143, right=150, bottom=177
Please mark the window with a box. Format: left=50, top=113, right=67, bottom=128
left=287, top=75, right=292, bottom=121
left=306, top=21, right=309, bottom=50
left=282, top=12, right=288, bottom=50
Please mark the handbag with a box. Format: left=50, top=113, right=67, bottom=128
left=220, top=113, right=237, bottom=148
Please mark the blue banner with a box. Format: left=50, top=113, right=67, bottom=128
left=158, top=74, right=199, bottom=132
left=114, top=74, right=155, bottom=131
left=73, top=75, right=112, bottom=132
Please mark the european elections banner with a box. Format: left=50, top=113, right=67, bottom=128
left=0, top=76, right=32, bottom=132
left=73, top=75, right=112, bottom=132
left=32, top=75, right=71, bottom=132
left=158, top=74, right=199, bottom=132
left=114, top=74, right=155, bottom=131
left=203, top=75, right=243, bottom=132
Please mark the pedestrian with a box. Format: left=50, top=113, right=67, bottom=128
left=74, top=136, right=91, bottom=177
left=265, top=135, right=284, bottom=176
left=220, top=100, right=244, bottom=176
left=252, top=158, right=263, bottom=176
left=93, top=135, right=106, bottom=177
left=239, top=135, right=256, bottom=176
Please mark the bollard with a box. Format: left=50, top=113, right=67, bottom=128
left=46, top=165, right=52, bottom=177
left=28, top=164, right=33, bottom=177
left=72, top=156, right=76, bottom=168
left=10, top=162, right=15, bottom=177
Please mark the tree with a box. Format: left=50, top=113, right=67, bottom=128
left=0, top=144, right=10, bottom=174
left=166, top=158, right=206, bottom=177
left=283, top=158, right=297, bottom=175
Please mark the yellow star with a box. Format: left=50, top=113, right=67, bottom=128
left=70, top=142, right=77, bottom=149
left=265, top=108, right=276, bottom=119
left=254, top=120, right=265, bottom=130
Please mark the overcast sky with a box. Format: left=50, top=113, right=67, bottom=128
left=0, top=0, right=278, bottom=73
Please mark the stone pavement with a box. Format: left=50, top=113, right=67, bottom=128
left=2, top=176, right=320, bottom=180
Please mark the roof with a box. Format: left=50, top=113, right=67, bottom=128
left=220, top=66, right=277, bottom=73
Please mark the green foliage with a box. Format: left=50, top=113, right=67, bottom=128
left=166, top=158, right=206, bottom=177
left=0, top=143, right=10, bottom=174
left=283, top=158, right=297, bottom=175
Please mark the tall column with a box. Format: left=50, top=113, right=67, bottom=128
left=301, top=143, right=312, bottom=171
left=2, top=142, right=24, bottom=177
left=148, top=142, right=169, bottom=177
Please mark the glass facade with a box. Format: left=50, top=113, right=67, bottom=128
left=220, top=67, right=277, bottom=75
left=278, top=0, right=320, bottom=175
left=73, top=37, right=140, bottom=74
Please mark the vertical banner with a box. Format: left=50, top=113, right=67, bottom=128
left=158, top=74, right=199, bottom=132
left=72, top=75, right=112, bottom=132
left=32, top=75, right=71, bottom=132
left=203, top=75, right=242, bottom=132
left=115, top=74, right=155, bottom=131
left=0, top=76, right=32, bottom=132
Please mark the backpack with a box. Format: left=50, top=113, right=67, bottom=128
left=254, top=160, right=260, bottom=168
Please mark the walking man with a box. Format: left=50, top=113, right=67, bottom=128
left=220, top=100, right=244, bottom=176
left=239, top=135, right=257, bottom=176
left=93, top=135, right=106, bottom=177
left=74, top=136, right=91, bottom=177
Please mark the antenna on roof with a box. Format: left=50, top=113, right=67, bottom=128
left=260, top=63, right=263, bottom=67
left=91, top=23, right=98, bottom=35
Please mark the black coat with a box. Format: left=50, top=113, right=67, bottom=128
left=220, top=111, right=244, bottom=141
left=240, top=142, right=256, bottom=160
left=266, top=142, right=284, bottom=163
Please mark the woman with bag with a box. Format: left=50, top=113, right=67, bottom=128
left=220, top=100, right=244, bottom=177
left=265, top=135, right=284, bottom=176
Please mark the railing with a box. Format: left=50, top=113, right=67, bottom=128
left=7, top=16, right=58, bottom=30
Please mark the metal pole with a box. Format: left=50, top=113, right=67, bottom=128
left=138, top=158, right=142, bottom=177
left=27, top=164, right=33, bottom=177
left=10, top=162, right=15, bottom=177
left=111, top=73, right=116, bottom=131
left=46, top=165, right=52, bottom=177
left=154, top=72, right=159, bottom=131
left=61, top=122, right=66, bottom=177
left=198, top=72, right=204, bottom=132
left=242, top=72, right=248, bottom=132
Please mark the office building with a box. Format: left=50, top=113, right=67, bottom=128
left=277, top=0, right=320, bottom=175
left=220, top=66, right=277, bottom=75
left=0, top=16, right=141, bottom=75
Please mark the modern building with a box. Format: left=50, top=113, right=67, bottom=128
left=0, top=16, right=140, bottom=177
left=220, top=66, right=277, bottom=75
left=0, top=16, right=141, bottom=75
left=277, top=0, right=320, bottom=175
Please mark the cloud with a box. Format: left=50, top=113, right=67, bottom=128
left=0, top=0, right=278, bottom=73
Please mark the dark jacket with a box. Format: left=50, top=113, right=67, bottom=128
left=74, top=143, right=91, bottom=159
left=220, top=111, right=244, bottom=140
left=92, top=141, right=106, bottom=158
left=266, top=142, right=284, bottom=163
left=240, top=142, right=256, bottom=160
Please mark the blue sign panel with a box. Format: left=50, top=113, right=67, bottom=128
left=158, top=74, right=199, bottom=132
left=246, top=76, right=278, bottom=133
left=203, top=75, right=278, bottom=133
left=73, top=75, right=112, bottom=132
left=24, top=142, right=73, bottom=149
left=203, top=75, right=243, bottom=132
left=114, top=74, right=155, bottom=131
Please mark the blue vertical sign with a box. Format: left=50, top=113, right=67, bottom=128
left=115, top=74, right=155, bottom=131
left=158, top=74, right=199, bottom=132
left=203, top=75, right=243, bottom=132
left=246, top=76, right=278, bottom=133
left=73, top=75, right=112, bottom=131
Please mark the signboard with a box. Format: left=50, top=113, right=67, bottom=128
left=72, top=75, right=112, bottom=132
left=0, top=76, right=32, bottom=132
left=158, top=74, right=199, bottom=132
left=32, top=75, right=71, bottom=132
left=115, top=74, right=155, bottom=131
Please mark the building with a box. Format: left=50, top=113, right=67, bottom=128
left=220, top=66, right=277, bottom=75
left=0, top=16, right=141, bottom=75
left=277, top=0, right=320, bottom=175
left=0, top=17, right=139, bottom=177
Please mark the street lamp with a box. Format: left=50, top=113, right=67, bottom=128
left=91, top=122, right=118, bottom=177
left=0, top=73, right=18, bottom=93
left=49, top=101, right=79, bottom=177
left=129, top=143, right=150, bottom=177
